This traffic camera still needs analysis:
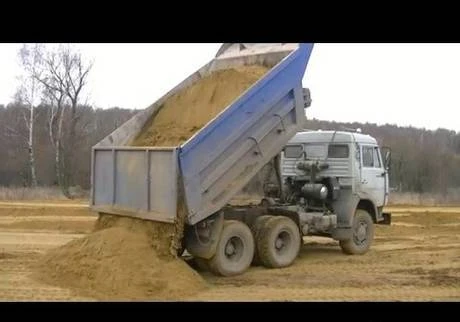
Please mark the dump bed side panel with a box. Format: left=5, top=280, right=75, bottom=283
left=91, top=147, right=178, bottom=223
left=180, top=44, right=313, bottom=225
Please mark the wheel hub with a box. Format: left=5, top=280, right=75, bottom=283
left=225, top=242, right=236, bottom=256
left=275, top=237, right=284, bottom=249
left=274, top=230, right=292, bottom=254
left=356, top=222, right=367, bottom=243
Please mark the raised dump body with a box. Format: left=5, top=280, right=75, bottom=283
left=91, top=43, right=314, bottom=226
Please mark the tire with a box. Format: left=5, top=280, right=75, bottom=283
left=249, top=215, right=274, bottom=266
left=207, top=220, right=255, bottom=277
left=339, top=209, right=374, bottom=255
left=257, top=216, right=301, bottom=268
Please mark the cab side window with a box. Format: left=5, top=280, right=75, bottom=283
left=362, top=146, right=374, bottom=167
left=373, top=147, right=382, bottom=168
left=362, top=145, right=382, bottom=168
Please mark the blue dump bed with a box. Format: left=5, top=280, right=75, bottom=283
left=91, top=43, right=314, bottom=225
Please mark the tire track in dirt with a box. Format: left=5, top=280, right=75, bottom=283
left=0, top=201, right=87, bottom=208
left=0, top=206, right=92, bottom=219
left=0, top=217, right=96, bottom=233
left=0, top=205, right=96, bottom=233
left=0, top=231, right=84, bottom=253
left=0, top=216, right=95, bottom=222
left=386, top=206, right=460, bottom=214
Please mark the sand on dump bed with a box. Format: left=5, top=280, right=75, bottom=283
left=31, top=65, right=270, bottom=301
left=132, top=65, right=269, bottom=147
left=32, top=215, right=207, bottom=301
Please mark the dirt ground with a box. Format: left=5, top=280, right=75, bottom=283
left=0, top=201, right=459, bottom=301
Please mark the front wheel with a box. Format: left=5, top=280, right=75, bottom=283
left=339, top=209, right=374, bottom=255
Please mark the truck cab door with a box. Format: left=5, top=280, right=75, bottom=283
left=359, top=145, right=386, bottom=207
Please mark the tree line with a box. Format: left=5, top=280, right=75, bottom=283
left=1, top=44, right=459, bottom=197
left=2, top=104, right=460, bottom=196
left=303, top=119, right=460, bottom=194
left=0, top=44, right=136, bottom=197
left=0, top=103, right=135, bottom=190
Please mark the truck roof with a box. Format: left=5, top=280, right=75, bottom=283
left=288, top=130, right=378, bottom=145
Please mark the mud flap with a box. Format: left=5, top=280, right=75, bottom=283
left=378, top=212, right=391, bottom=225
left=185, top=212, right=224, bottom=259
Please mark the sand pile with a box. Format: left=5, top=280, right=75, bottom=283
left=132, top=65, right=269, bottom=147
left=32, top=215, right=207, bottom=301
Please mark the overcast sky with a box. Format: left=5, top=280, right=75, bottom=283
left=0, top=43, right=459, bottom=132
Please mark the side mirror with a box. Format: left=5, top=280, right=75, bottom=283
left=382, top=146, right=391, bottom=171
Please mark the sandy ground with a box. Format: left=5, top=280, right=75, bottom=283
left=0, top=202, right=459, bottom=301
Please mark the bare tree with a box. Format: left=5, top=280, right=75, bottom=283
left=34, top=49, right=70, bottom=196
left=30, top=45, right=92, bottom=197
left=41, top=78, right=68, bottom=195
left=60, top=46, right=93, bottom=187
left=16, top=44, right=45, bottom=187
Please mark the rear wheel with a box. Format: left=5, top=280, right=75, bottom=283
left=207, top=220, right=255, bottom=277
left=257, top=216, right=301, bottom=268
left=339, top=209, right=374, bottom=255
left=250, top=215, right=274, bottom=266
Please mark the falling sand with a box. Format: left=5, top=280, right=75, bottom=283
left=132, top=65, right=269, bottom=147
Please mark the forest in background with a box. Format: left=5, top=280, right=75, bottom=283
left=2, top=100, right=460, bottom=203
left=304, top=119, right=460, bottom=195
left=1, top=44, right=460, bottom=203
left=0, top=103, right=135, bottom=189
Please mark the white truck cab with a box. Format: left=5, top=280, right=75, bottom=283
left=273, top=129, right=392, bottom=254
left=283, top=130, right=390, bottom=206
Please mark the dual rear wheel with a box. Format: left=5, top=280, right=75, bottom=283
left=252, top=215, right=301, bottom=268
left=196, top=216, right=301, bottom=276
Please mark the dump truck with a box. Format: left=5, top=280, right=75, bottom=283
left=90, top=43, right=391, bottom=277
